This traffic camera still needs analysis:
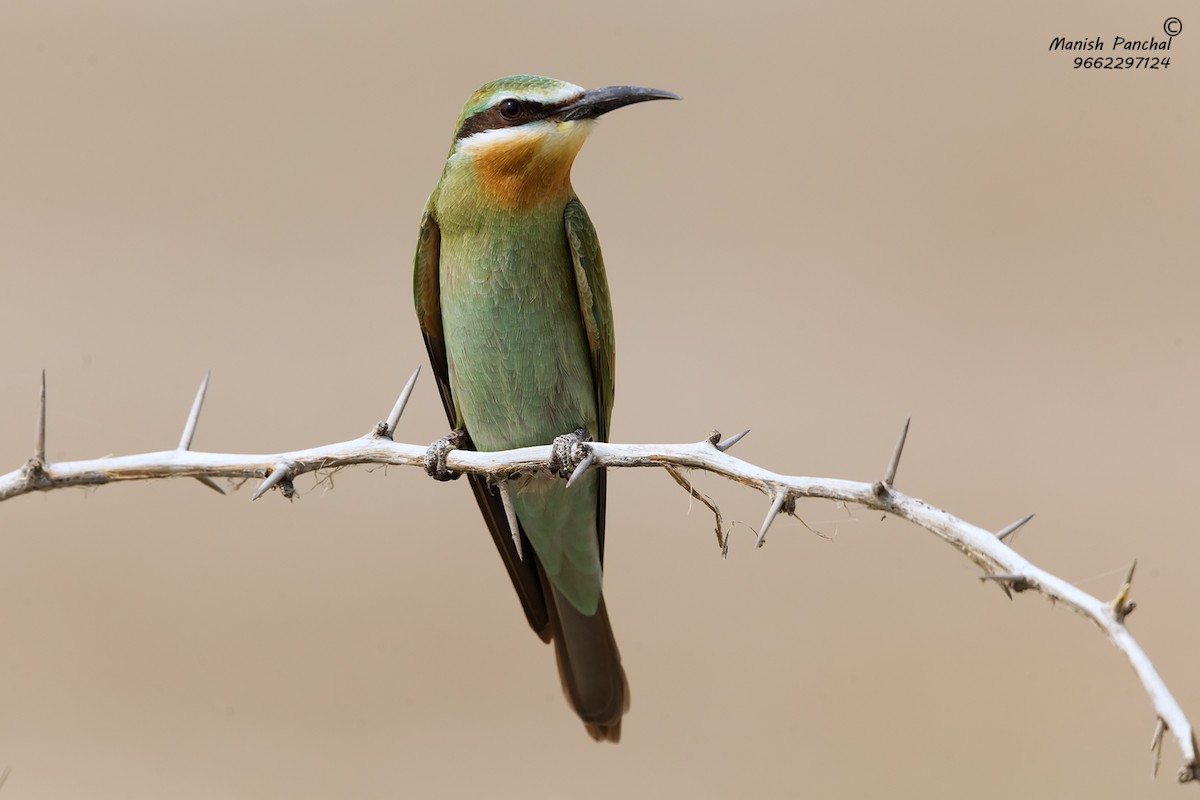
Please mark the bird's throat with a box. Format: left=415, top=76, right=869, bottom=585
left=454, top=120, right=592, bottom=211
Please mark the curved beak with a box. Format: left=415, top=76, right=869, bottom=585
left=559, top=85, right=680, bottom=121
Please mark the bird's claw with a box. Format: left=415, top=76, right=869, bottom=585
left=424, top=429, right=468, bottom=481
left=549, top=427, right=592, bottom=480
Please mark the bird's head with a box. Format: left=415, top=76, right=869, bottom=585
left=440, top=75, right=678, bottom=210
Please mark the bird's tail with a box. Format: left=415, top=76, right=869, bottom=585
left=540, top=568, right=629, bottom=742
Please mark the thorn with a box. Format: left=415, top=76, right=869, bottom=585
left=384, top=366, right=421, bottom=438
left=193, top=475, right=226, bottom=495
left=883, top=417, right=910, bottom=488
left=1112, top=559, right=1138, bottom=622
left=566, top=453, right=595, bottom=488
left=252, top=463, right=290, bottom=501
left=178, top=371, right=211, bottom=451
left=754, top=491, right=787, bottom=548
left=497, top=479, right=522, bottom=560
left=979, top=572, right=1031, bottom=596
left=996, top=513, right=1035, bottom=543
left=716, top=429, right=750, bottom=452
left=1151, top=717, right=1166, bottom=779
left=35, top=370, right=46, bottom=463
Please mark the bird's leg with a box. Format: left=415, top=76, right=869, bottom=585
left=549, top=427, right=592, bottom=480
left=424, top=429, right=469, bottom=481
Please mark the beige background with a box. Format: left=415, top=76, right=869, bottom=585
left=2, top=1, right=1198, bottom=797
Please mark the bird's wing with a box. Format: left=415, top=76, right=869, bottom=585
left=412, top=207, right=454, bottom=423
left=564, top=198, right=616, bottom=558
left=413, top=205, right=551, bottom=639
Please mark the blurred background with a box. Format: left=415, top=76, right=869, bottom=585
left=1, top=1, right=1197, bottom=797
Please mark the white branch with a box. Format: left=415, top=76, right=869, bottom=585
left=1, top=373, right=1197, bottom=783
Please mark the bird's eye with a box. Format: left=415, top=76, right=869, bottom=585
left=498, top=99, right=524, bottom=120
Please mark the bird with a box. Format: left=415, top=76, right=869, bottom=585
left=412, top=75, right=677, bottom=740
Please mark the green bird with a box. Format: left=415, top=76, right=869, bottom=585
left=412, top=75, right=677, bottom=740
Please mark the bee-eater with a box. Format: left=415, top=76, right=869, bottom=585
left=412, top=75, right=677, bottom=740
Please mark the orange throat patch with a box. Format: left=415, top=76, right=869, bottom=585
left=461, top=120, right=592, bottom=210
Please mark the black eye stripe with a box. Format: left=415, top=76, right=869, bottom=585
left=454, top=99, right=558, bottom=141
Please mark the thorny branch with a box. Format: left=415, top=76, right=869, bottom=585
left=1, top=368, right=1197, bottom=784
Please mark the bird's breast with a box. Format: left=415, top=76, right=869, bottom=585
left=436, top=208, right=597, bottom=451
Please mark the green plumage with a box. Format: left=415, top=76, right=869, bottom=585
left=412, top=74, right=674, bottom=740
left=437, top=195, right=608, bottom=613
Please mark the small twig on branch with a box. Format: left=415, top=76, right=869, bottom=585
left=34, top=370, right=46, bottom=465
left=664, top=464, right=727, bottom=553
left=252, top=463, right=294, bottom=501
left=713, top=428, right=750, bottom=453
left=1, top=370, right=1197, bottom=783
left=178, top=371, right=225, bottom=496
left=496, top=478, right=523, bottom=561
left=177, top=371, right=210, bottom=452
left=882, top=416, right=910, bottom=489
left=566, top=452, right=595, bottom=488
left=996, top=512, right=1036, bottom=543
left=380, top=366, right=421, bottom=439
left=754, top=490, right=787, bottom=548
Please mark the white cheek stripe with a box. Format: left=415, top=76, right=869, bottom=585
left=456, top=119, right=595, bottom=158
left=458, top=120, right=556, bottom=154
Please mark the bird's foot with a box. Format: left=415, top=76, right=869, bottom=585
left=424, top=429, right=468, bottom=481
left=549, top=427, right=593, bottom=481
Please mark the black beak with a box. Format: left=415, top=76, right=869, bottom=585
left=559, top=85, right=680, bottom=121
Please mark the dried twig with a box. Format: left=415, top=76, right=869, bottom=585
left=664, top=464, right=727, bottom=553
left=1, top=370, right=1196, bottom=783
